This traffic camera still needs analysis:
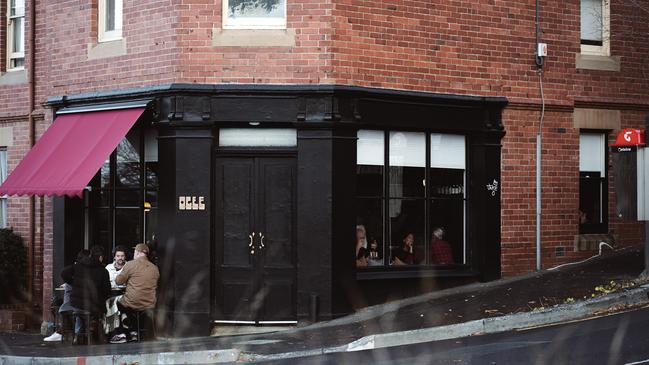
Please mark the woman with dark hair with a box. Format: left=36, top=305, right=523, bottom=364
left=391, top=232, right=421, bottom=265
left=61, top=245, right=111, bottom=343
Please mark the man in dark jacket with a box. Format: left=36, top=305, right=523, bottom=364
left=61, top=245, right=111, bottom=330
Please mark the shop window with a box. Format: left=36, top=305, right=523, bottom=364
left=98, top=0, right=122, bottom=42
left=223, top=0, right=286, bottom=29
left=7, top=0, right=25, bottom=70
left=581, top=0, right=609, bottom=56
left=219, top=128, right=296, bottom=147
left=579, top=132, right=608, bottom=234
left=0, top=148, right=7, bottom=228
left=356, top=130, right=466, bottom=269
left=85, top=125, right=158, bottom=254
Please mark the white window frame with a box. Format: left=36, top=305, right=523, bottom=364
left=222, top=0, right=287, bottom=29
left=580, top=0, right=610, bottom=56
left=7, top=0, right=25, bottom=71
left=98, top=0, right=123, bottom=42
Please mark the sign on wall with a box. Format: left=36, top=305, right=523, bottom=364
left=178, top=196, right=206, bottom=211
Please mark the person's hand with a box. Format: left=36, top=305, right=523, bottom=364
left=392, top=257, right=406, bottom=266
left=356, top=257, right=368, bottom=268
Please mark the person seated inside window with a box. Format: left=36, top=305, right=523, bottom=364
left=430, top=227, right=454, bottom=265
left=391, top=232, right=421, bottom=265
left=356, top=225, right=369, bottom=268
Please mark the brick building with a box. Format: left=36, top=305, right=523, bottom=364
left=0, top=0, right=647, bottom=336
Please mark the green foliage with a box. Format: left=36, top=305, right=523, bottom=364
left=0, top=228, right=27, bottom=304
left=229, top=0, right=281, bottom=13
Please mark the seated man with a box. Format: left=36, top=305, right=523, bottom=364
left=61, top=246, right=111, bottom=343
left=110, top=243, right=160, bottom=343
left=105, top=245, right=128, bottom=288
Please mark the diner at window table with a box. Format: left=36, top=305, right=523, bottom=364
left=60, top=245, right=111, bottom=344
left=106, top=245, right=128, bottom=289
left=430, top=227, right=454, bottom=265
left=391, top=232, right=422, bottom=265
left=110, top=243, right=160, bottom=344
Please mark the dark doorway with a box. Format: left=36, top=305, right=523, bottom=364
left=213, top=155, right=297, bottom=324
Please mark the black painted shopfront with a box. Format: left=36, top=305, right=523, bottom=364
left=50, top=84, right=506, bottom=337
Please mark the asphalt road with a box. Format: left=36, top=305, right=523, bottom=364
left=256, top=306, right=649, bottom=365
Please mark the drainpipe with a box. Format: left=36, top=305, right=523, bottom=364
left=27, top=0, right=37, bottom=326
left=535, top=0, right=545, bottom=271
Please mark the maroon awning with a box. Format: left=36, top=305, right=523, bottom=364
left=0, top=108, right=145, bottom=197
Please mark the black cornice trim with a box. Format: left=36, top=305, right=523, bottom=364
left=47, top=83, right=508, bottom=109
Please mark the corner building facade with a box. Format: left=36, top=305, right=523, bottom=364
left=0, top=0, right=647, bottom=335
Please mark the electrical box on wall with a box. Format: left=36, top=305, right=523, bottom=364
left=537, top=43, right=547, bottom=57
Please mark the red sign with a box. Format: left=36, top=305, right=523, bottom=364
left=612, top=128, right=646, bottom=147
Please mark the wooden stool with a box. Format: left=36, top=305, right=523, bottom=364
left=129, top=309, right=155, bottom=342
left=73, top=311, right=103, bottom=345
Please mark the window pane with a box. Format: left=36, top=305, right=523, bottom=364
left=579, top=133, right=605, bottom=175
left=145, top=162, right=158, bottom=189
left=430, top=134, right=465, bottom=169
left=116, top=130, right=141, bottom=187
left=581, top=0, right=602, bottom=44
left=106, top=0, right=116, bottom=31
left=357, top=130, right=384, bottom=166
left=389, top=199, right=424, bottom=265
left=144, top=208, right=157, bottom=247
left=10, top=0, right=25, bottom=16
left=580, top=172, right=603, bottom=226
left=430, top=168, right=464, bottom=198
left=228, top=0, right=285, bottom=18
left=429, top=199, right=465, bottom=265
left=115, top=208, right=141, bottom=246
left=100, top=159, right=110, bottom=189
left=92, top=208, right=111, bottom=248
left=356, top=198, right=384, bottom=267
left=357, top=165, right=382, bottom=197
left=219, top=128, right=296, bottom=147
left=390, top=132, right=425, bottom=197
left=115, top=188, right=141, bottom=207
left=12, top=17, right=24, bottom=53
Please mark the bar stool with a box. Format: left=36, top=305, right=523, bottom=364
left=129, top=309, right=155, bottom=342
left=73, top=311, right=102, bottom=345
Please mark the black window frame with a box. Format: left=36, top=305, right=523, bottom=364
left=356, top=129, right=468, bottom=270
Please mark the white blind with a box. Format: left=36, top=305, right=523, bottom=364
left=357, top=130, right=384, bottom=166
left=430, top=134, right=466, bottom=169
left=579, top=133, right=605, bottom=175
left=219, top=128, right=297, bottom=147
left=389, top=132, right=425, bottom=167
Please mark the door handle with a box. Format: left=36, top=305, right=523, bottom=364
left=249, top=232, right=255, bottom=255
left=258, top=233, right=265, bottom=250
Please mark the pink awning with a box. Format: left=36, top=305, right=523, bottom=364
left=0, top=108, right=145, bottom=197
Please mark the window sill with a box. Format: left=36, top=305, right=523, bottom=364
left=87, top=38, right=127, bottom=60
left=576, top=53, right=620, bottom=72
left=212, top=28, right=296, bottom=47
left=356, top=265, right=477, bottom=280
left=0, top=69, right=27, bottom=86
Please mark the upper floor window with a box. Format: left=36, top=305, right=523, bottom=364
left=579, top=132, right=608, bottom=234
left=99, top=0, right=122, bottom=42
left=223, top=0, right=286, bottom=29
left=581, top=0, right=610, bottom=56
left=7, top=0, right=25, bottom=70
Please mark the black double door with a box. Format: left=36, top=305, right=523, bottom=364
left=213, top=155, right=296, bottom=324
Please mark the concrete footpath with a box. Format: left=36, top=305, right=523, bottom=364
left=1, top=245, right=647, bottom=364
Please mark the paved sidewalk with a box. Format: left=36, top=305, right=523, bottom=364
left=1, top=244, right=647, bottom=364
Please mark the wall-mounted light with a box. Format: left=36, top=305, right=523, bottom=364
left=249, top=122, right=260, bottom=126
